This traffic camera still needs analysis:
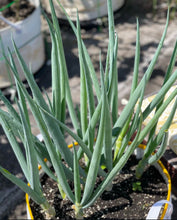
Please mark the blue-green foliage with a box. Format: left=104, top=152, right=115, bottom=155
left=0, top=0, right=177, bottom=219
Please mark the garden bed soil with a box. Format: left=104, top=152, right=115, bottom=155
left=30, top=155, right=168, bottom=219
left=0, top=0, right=35, bottom=29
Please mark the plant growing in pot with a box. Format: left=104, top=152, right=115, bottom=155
left=0, top=0, right=45, bottom=89
left=0, top=0, right=176, bottom=219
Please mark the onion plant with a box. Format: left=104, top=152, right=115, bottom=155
left=0, top=0, right=177, bottom=219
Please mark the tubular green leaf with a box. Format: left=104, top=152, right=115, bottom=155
left=74, top=146, right=81, bottom=204
left=138, top=86, right=177, bottom=144
left=0, top=166, right=46, bottom=205
left=0, top=90, right=20, bottom=122
left=36, top=103, right=106, bottom=177
left=145, top=97, right=177, bottom=162
left=11, top=42, right=75, bottom=170
left=36, top=103, right=91, bottom=159
left=163, top=40, right=177, bottom=84
left=130, top=18, right=140, bottom=95
left=100, top=55, right=112, bottom=171
left=17, top=87, right=40, bottom=191
left=76, top=13, right=95, bottom=151
left=5, top=50, right=75, bottom=202
left=83, top=112, right=143, bottom=209
left=77, top=14, right=88, bottom=136
left=52, top=32, right=61, bottom=120
left=42, top=12, right=60, bottom=119
left=107, top=0, right=115, bottom=50
left=49, top=0, right=66, bottom=126
left=148, top=131, right=168, bottom=164
left=81, top=65, right=106, bottom=206
left=0, top=116, right=29, bottom=181
left=0, top=108, right=23, bottom=139
left=115, top=76, right=146, bottom=163
left=109, top=35, right=118, bottom=125
left=12, top=40, right=50, bottom=112
left=36, top=154, right=57, bottom=182
left=46, top=2, right=81, bottom=136
left=56, top=0, right=101, bottom=100
left=143, top=70, right=177, bottom=122
left=112, top=9, right=169, bottom=140
left=77, top=14, right=95, bottom=120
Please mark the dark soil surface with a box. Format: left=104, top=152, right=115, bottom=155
left=0, top=0, right=35, bottom=29
left=30, top=156, right=167, bottom=219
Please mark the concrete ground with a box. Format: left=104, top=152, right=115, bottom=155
left=0, top=0, right=177, bottom=219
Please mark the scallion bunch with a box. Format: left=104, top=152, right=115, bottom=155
left=0, top=0, right=177, bottom=219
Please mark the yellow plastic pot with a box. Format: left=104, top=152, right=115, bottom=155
left=26, top=142, right=173, bottom=220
